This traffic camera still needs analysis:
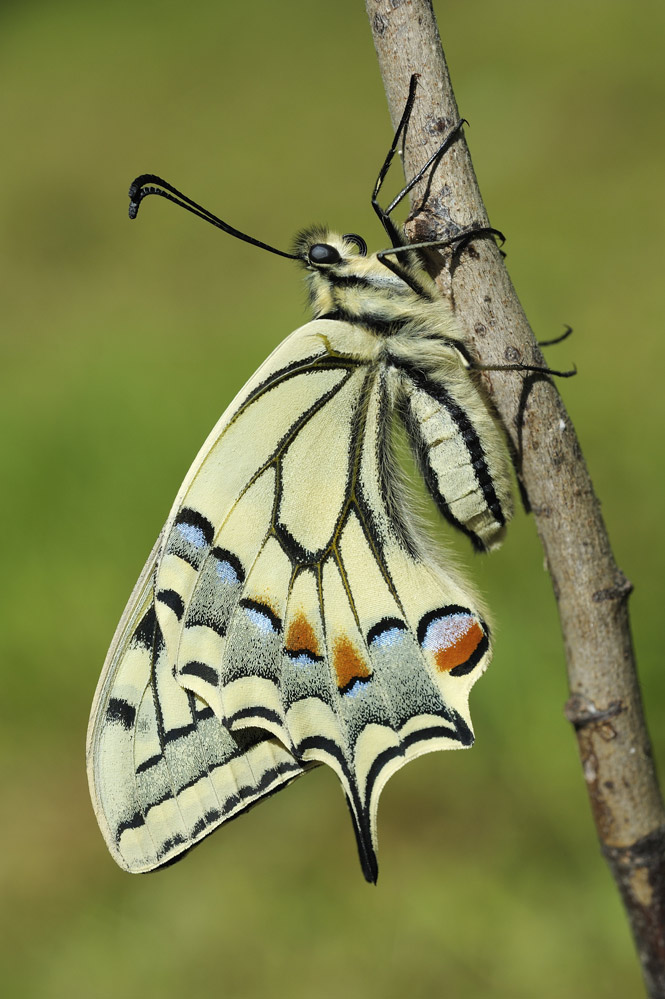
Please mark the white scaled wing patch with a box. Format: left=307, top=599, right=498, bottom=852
left=89, top=297, right=507, bottom=881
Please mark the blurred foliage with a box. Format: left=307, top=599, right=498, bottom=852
left=1, top=0, right=664, bottom=996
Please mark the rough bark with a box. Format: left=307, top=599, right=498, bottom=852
left=365, top=1, right=665, bottom=993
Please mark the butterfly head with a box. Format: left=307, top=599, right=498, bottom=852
left=294, top=226, right=418, bottom=320
left=293, top=227, right=367, bottom=268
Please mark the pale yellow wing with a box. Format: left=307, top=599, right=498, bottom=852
left=87, top=318, right=492, bottom=881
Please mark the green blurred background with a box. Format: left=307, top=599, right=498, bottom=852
left=2, top=1, right=663, bottom=996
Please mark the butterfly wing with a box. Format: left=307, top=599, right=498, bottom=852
left=88, top=317, right=493, bottom=881
left=86, top=536, right=308, bottom=874
left=86, top=321, right=352, bottom=873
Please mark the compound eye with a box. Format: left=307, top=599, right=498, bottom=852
left=308, top=243, right=341, bottom=265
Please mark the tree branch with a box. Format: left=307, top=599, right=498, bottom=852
left=365, top=1, right=665, bottom=993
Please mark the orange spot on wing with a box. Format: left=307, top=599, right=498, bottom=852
left=435, top=620, right=484, bottom=672
left=285, top=613, right=320, bottom=656
left=333, top=635, right=371, bottom=690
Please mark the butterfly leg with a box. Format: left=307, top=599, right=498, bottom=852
left=372, top=74, right=468, bottom=248
left=471, top=361, right=577, bottom=379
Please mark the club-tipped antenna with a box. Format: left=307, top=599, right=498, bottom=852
left=128, top=174, right=301, bottom=260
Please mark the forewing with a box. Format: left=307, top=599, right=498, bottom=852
left=86, top=320, right=345, bottom=873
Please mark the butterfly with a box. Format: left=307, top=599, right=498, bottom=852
left=86, top=76, right=513, bottom=883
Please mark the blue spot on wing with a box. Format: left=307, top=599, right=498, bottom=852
left=367, top=617, right=408, bottom=649
left=289, top=651, right=318, bottom=667
left=371, top=627, right=405, bottom=649
left=246, top=608, right=276, bottom=633
left=211, top=547, right=245, bottom=585
left=176, top=523, right=208, bottom=548
left=421, top=612, right=472, bottom=651
left=240, top=598, right=282, bottom=635
left=343, top=678, right=370, bottom=698
left=216, top=559, right=240, bottom=585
